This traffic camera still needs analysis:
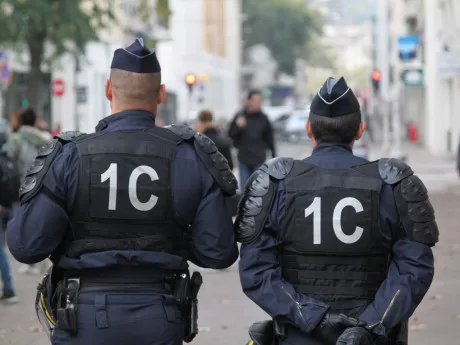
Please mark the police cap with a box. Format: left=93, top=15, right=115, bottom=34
left=110, top=38, right=161, bottom=73
left=310, top=77, right=360, bottom=117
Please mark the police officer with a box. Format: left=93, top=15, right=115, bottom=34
left=6, top=39, right=238, bottom=345
left=235, top=77, right=438, bottom=345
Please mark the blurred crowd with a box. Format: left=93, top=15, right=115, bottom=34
left=0, top=107, right=56, bottom=304
left=193, top=89, right=276, bottom=188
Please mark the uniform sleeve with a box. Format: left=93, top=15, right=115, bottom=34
left=359, top=185, right=435, bottom=336
left=221, top=141, right=234, bottom=170
left=6, top=143, right=79, bottom=264
left=173, top=146, right=238, bottom=269
left=239, top=183, right=329, bottom=333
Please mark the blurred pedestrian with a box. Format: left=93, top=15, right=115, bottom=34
left=196, top=109, right=234, bottom=170
left=5, top=108, right=51, bottom=275
left=8, top=111, right=20, bottom=134
left=0, top=213, right=18, bottom=304
left=228, top=90, right=276, bottom=189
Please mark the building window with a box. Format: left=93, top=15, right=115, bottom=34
left=203, top=0, right=226, bottom=57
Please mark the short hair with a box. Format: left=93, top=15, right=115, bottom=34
left=198, top=109, right=213, bottom=123
left=247, top=89, right=261, bottom=101
left=110, top=69, right=161, bottom=104
left=20, top=108, right=37, bottom=126
left=309, top=111, right=361, bottom=144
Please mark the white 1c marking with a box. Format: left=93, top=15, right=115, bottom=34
left=100, top=163, right=159, bottom=211
left=332, top=197, right=364, bottom=244
left=304, top=196, right=364, bottom=244
left=129, top=165, right=159, bottom=211
left=101, top=163, right=118, bottom=210
left=304, top=197, right=322, bottom=244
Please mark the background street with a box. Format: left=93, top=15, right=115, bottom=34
left=1, top=142, right=459, bottom=345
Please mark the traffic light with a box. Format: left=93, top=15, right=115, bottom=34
left=371, top=70, right=381, bottom=93
left=185, top=73, right=197, bottom=94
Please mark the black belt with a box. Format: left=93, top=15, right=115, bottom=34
left=78, top=279, right=175, bottom=293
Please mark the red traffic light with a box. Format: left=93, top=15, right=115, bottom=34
left=185, top=74, right=197, bottom=86
left=371, top=70, right=381, bottom=81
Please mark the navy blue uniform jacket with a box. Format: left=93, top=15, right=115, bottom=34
left=7, top=111, right=238, bottom=273
left=239, top=143, right=434, bottom=337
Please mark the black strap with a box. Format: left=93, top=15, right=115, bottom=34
left=78, top=280, right=174, bottom=293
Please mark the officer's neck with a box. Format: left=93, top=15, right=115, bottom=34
left=312, top=139, right=354, bottom=150
left=111, top=103, right=157, bottom=116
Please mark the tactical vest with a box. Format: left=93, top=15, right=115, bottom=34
left=281, top=161, right=390, bottom=313
left=64, top=127, right=186, bottom=259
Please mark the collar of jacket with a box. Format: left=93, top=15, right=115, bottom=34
left=96, top=110, right=156, bottom=132
left=312, top=142, right=353, bottom=155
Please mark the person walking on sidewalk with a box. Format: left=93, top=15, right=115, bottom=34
left=195, top=109, right=234, bottom=170
left=5, top=108, right=52, bottom=275
left=0, top=220, right=18, bottom=304
left=228, top=90, right=276, bottom=189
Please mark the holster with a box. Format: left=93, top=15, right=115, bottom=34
left=389, top=321, right=408, bottom=345
left=248, top=321, right=275, bottom=345
left=56, top=277, right=80, bottom=335
left=35, top=266, right=63, bottom=339
left=175, top=271, right=203, bottom=343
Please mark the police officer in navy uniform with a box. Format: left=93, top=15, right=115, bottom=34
left=236, top=77, right=438, bottom=345
left=6, top=39, right=238, bottom=345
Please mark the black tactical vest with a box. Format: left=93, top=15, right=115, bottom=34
left=64, top=127, right=186, bottom=259
left=281, top=161, right=390, bottom=313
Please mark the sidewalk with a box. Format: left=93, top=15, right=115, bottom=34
left=370, top=142, right=458, bottom=192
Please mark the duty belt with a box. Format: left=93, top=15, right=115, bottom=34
left=78, top=279, right=175, bottom=293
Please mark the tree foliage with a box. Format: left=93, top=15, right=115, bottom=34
left=305, top=37, right=336, bottom=70
left=243, top=0, right=323, bottom=75
left=0, top=0, right=114, bottom=109
left=136, top=0, right=171, bottom=48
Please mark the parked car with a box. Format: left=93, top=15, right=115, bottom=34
left=284, top=111, right=309, bottom=142
left=353, top=131, right=370, bottom=160
left=273, top=114, right=291, bottom=139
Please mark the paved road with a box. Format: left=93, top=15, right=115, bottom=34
left=1, top=141, right=459, bottom=345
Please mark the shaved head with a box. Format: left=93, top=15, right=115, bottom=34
left=110, top=69, right=161, bottom=105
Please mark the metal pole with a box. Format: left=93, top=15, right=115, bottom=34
left=377, top=0, right=390, bottom=154
left=389, top=0, right=405, bottom=161
left=391, top=83, right=403, bottom=157
left=74, top=54, right=80, bottom=131
left=0, top=84, right=4, bottom=119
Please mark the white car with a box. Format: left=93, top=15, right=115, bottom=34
left=284, top=112, right=309, bottom=142
left=353, top=132, right=370, bottom=160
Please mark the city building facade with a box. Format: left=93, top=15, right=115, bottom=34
left=2, top=0, right=242, bottom=132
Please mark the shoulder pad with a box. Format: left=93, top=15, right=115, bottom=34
left=164, top=124, right=195, bottom=141
left=260, top=157, right=294, bottom=180
left=19, top=135, right=77, bottom=204
left=235, top=161, right=289, bottom=243
left=193, top=132, right=237, bottom=196
left=393, top=174, right=439, bottom=246
left=378, top=158, right=414, bottom=185
left=56, top=131, right=86, bottom=142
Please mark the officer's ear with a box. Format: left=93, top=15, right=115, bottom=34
left=306, top=119, right=313, bottom=139
left=157, top=84, right=166, bottom=105
left=105, top=79, right=113, bottom=102
left=354, top=121, right=366, bottom=141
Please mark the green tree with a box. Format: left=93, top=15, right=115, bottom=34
left=305, top=38, right=336, bottom=70
left=243, top=0, right=323, bottom=75
left=0, top=0, right=114, bottom=110
left=135, top=0, right=171, bottom=48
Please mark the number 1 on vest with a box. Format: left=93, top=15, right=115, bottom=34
left=305, top=197, right=364, bottom=244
